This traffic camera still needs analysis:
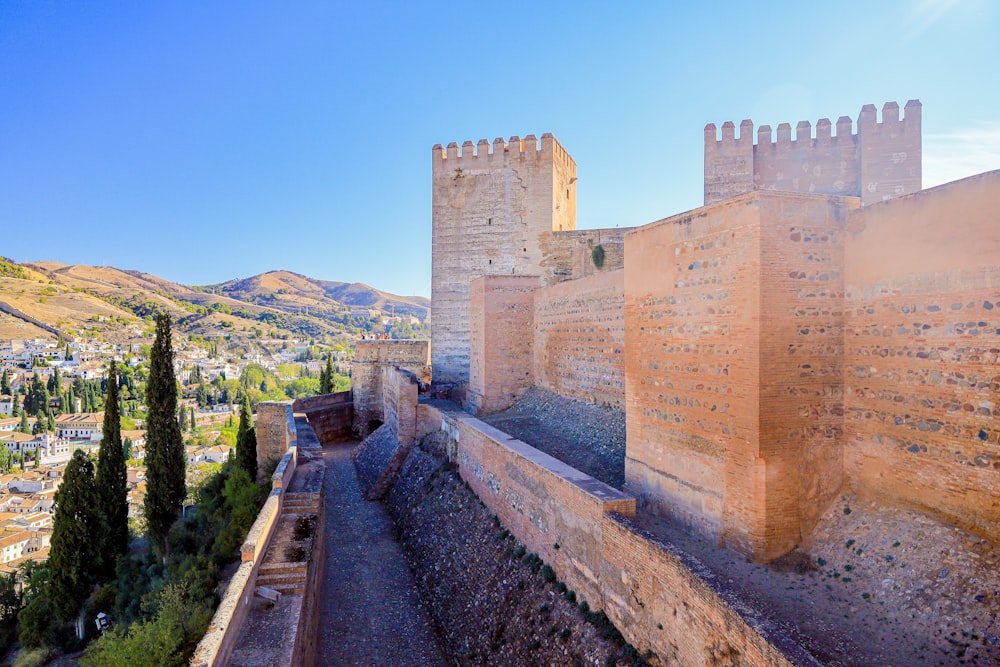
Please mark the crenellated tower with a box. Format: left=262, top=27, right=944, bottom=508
left=705, top=100, right=921, bottom=206
left=431, top=133, right=576, bottom=393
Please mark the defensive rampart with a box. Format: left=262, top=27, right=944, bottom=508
left=705, top=101, right=921, bottom=206
left=350, top=339, right=429, bottom=436
left=292, top=391, right=353, bottom=443
left=256, top=401, right=297, bottom=474
left=422, top=402, right=820, bottom=666
left=534, top=269, right=625, bottom=408
left=843, top=170, right=1000, bottom=540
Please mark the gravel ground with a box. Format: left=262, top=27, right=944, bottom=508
left=482, top=387, right=626, bottom=489
left=480, top=388, right=1000, bottom=666
left=382, top=438, right=651, bottom=666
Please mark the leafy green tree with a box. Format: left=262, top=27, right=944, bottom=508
left=234, top=395, right=257, bottom=480
left=17, top=561, right=58, bottom=649
left=96, top=360, right=129, bottom=580
left=48, top=449, right=102, bottom=623
left=144, top=314, right=186, bottom=563
left=0, top=442, right=12, bottom=474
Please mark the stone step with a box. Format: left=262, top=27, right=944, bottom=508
left=257, top=581, right=306, bottom=596
left=257, top=572, right=307, bottom=589
left=259, top=562, right=308, bottom=576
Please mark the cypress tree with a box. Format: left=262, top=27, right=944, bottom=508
left=18, top=412, right=29, bottom=434
left=235, top=395, right=257, bottom=480
left=0, top=369, right=10, bottom=395
left=143, top=314, right=186, bottom=563
left=190, top=406, right=196, bottom=432
left=319, top=354, right=334, bottom=394
left=49, top=450, right=102, bottom=622
left=95, top=361, right=129, bottom=580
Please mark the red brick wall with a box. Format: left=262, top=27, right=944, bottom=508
left=533, top=269, right=625, bottom=408
left=844, top=170, right=1000, bottom=539
left=625, top=191, right=858, bottom=560
left=467, top=275, right=539, bottom=415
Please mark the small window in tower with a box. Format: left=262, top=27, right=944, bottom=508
left=489, top=259, right=492, bottom=264
left=523, top=248, right=527, bottom=252
left=488, top=218, right=492, bottom=225
left=566, top=189, right=570, bottom=198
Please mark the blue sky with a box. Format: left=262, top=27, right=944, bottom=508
left=2, top=1, right=998, bottom=297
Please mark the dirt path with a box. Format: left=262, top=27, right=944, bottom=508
left=314, top=444, right=448, bottom=667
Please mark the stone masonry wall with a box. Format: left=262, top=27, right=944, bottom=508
left=843, top=170, right=1000, bottom=540
left=466, top=275, right=538, bottom=415
left=350, top=339, right=429, bottom=436
left=705, top=101, right=921, bottom=207
left=431, top=134, right=576, bottom=390
left=256, top=402, right=296, bottom=474
left=533, top=269, right=625, bottom=408
left=538, top=227, right=631, bottom=284
left=624, top=191, right=858, bottom=561
left=381, top=367, right=418, bottom=446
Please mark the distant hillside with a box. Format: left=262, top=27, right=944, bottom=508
left=0, top=259, right=428, bottom=349
left=204, top=270, right=430, bottom=319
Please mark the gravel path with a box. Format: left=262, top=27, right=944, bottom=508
left=315, top=444, right=448, bottom=666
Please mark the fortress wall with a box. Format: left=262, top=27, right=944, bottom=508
left=292, top=391, right=353, bottom=443
left=431, top=135, right=576, bottom=389
left=624, top=196, right=762, bottom=544
left=466, top=275, right=538, bottom=415
left=624, top=191, right=857, bottom=560
left=538, top=227, right=631, bottom=284
left=755, top=193, right=856, bottom=558
left=425, top=404, right=810, bottom=666
left=533, top=269, right=625, bottom=408
left=844, top=170, right=1000, bottom=540
left=350, top=339, right=430, bottom=435
left=381, top=367, right=418, bottom=445
left=705, top=101, right=921, bottom=207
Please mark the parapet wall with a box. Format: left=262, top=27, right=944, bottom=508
left=351, top=340, right=430, bottom=436
left=533, top=269, right=625, bottom=408
left=426, top=404, right=817, bottom=666
left=292, top=391, right=353, bottom=443
left=538, top=227, right=631, bottom=284
left=705, top=100, right=921, bottom=207
left=843, top=170, right=1000, bottom=540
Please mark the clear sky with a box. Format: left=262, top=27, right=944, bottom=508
left=2, top=1, right=998, bottom=297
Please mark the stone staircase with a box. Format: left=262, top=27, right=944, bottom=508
left=253, top=492, right=321, bottom=595
left=282, top=492, right=320, bottom=515
left=256, top=561, right=309, bottom=595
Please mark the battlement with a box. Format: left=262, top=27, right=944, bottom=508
left=432, top=133, right=575, bottom=172
left=705, top=101, right=921, bottom=206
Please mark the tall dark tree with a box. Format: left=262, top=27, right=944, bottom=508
left=18, top=412, right=29, bottom=434
left=319, top=354, right=334, bottom=394
left=143, top=314, right=186, bottom=563
left=0, top=369, right=10, bottom=395
left=234, top=395, right=257, bottom=480
left=95, top=361, right=129, bottom=579
left=190, top=406, right=196, bottom=432
left=48, top=449, right=102, bottom=622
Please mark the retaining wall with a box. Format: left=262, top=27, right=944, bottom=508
left=424, top=403, right=817, bottom=666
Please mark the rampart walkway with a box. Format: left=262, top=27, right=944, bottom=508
left=314, top=443, right=447, bottom=666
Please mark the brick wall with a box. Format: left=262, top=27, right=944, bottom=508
left=533, top=269, right=625, bottom=408
left=625, top=191, right=858, bottom=560
left=292, top=391, right=353, bottom=444
left=466, top=275, right=538, bottom=415
left=843, top=170, right=1000, bottom=540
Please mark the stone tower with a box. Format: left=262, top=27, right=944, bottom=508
left=431, top=134, right=576, bottom=393
left=704, top=100, right=921, bottom=206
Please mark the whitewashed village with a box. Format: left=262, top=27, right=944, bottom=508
left=0, top=334, right=349, bottom=578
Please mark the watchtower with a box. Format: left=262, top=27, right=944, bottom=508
left=430, top=134, right=576, bottom=394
